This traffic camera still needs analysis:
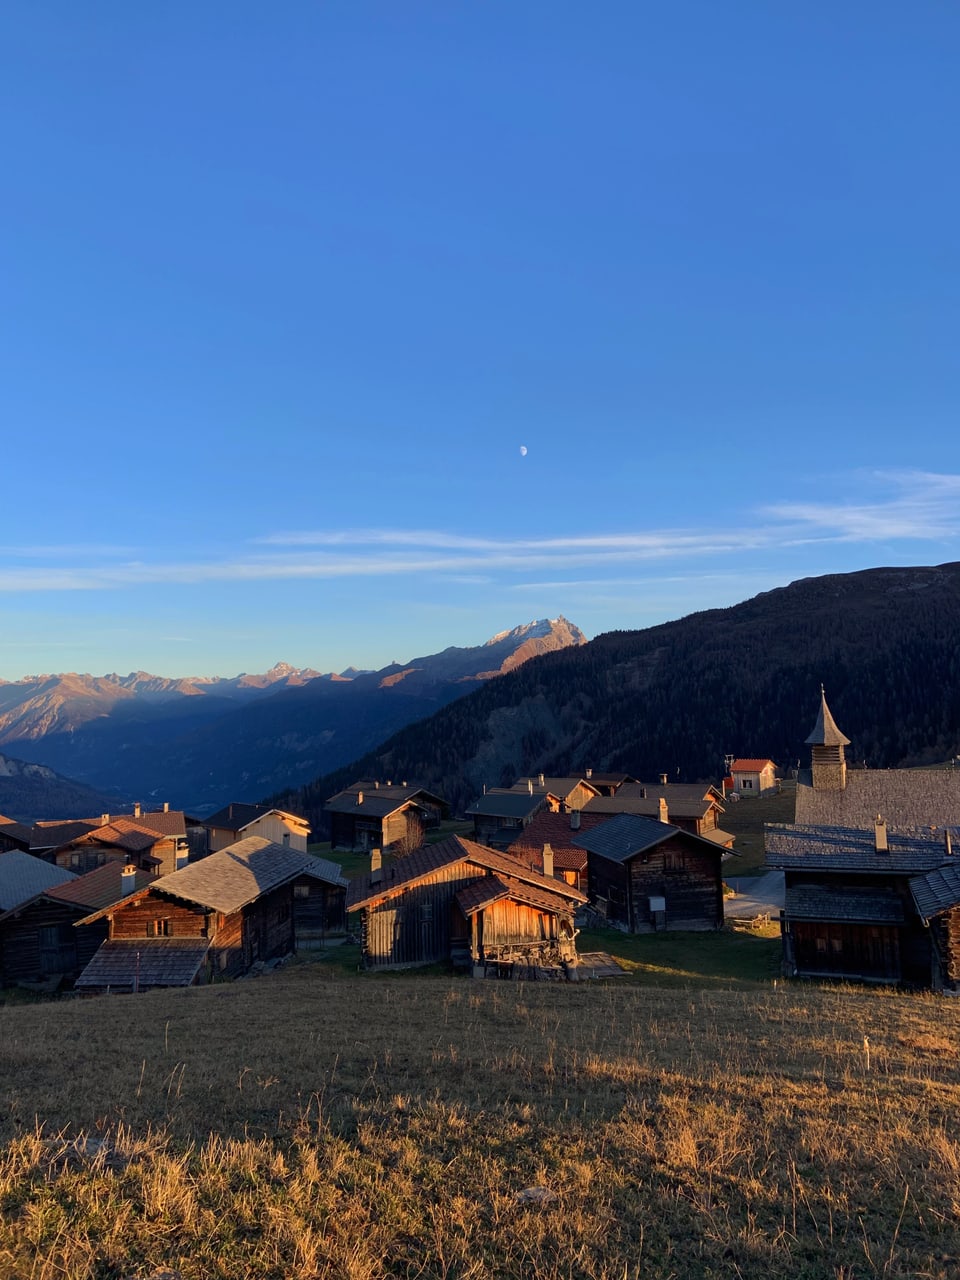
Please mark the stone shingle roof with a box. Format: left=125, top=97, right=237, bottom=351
left=29, top=820, right=99, bottom=850
left=765, top=823, right=957, bottom=874
left=0, top=852, right=76, bottom=912
left=325, top=782, right=446, bottom=818
left=46, top=863, right=155, bottom=912
left=794, top=771, right=960, bottom=830
left=572, top=812, right=728, bottom=864
left=76, top=820, right=163, bottom=854
left=81, top=837, right=346, bottom=923
left=910, top=864, right=960, bottom=922
left=348, top=835, right=586, bottom=911
left=75, top=939, right=210, bottom=990
left=466, top=791, right=548, bottom=820
left=784, top=883, right=907, bottom=924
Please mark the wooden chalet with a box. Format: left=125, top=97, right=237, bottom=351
left=53, top=817, right=186, bottom=876
left=509, top=775, right=601, bottom=811
left=582, top=782, right=734, bottom=848
left=572, top=813, right=730, bottom=933
left=506, top=810, right=610, bottom=892
left=326, top=781, right=447, bottom=853
left=465, top=789, right=550, bottom=848
left=202, top=803, right=311, bottom=854
left=74, top=837, right=348, bottom=994
left=347, top=834, right=586, bottom=976
left=0, top=862, right=153, bottom=988
left=0, top=817, right=33, bottom=853
left=766, top=820, right=960, bottom=989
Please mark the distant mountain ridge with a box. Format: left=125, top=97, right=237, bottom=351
left=0, top=618, right=586, bottom=814
left=0, top=753, right=114, bottom=823
left=268, top=563, right=960, bottom=826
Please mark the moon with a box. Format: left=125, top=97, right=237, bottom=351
left=520, top=445, right=528, bottom=457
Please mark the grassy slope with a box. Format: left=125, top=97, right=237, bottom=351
left=2, top=958, right=960, bottom=1278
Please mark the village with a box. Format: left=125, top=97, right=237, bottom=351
left=3, top=689, right=960, bottom=997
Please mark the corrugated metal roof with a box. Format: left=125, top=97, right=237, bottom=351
left=910, top=864, right=960, bottom=922
left=75, top=939, right=210, bottom=990
left=0, top=852, right=76, bottom=912
left=784, top=883, right=907, bottom=924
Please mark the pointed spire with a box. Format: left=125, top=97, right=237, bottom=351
left=805, top=687, right=851, bottom=747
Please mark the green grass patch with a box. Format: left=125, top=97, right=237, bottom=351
left=578, top=922, right=782, bottom=987
left=721, top=781, right=797, bottom=874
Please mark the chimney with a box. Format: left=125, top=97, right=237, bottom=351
left=542, top=843, right=554, bottom=879
left=538, top=773, right=545, bottom=787
left=356, top=791, right=364, bottom=806
left=163, top=802, right=170, bottom=813
left=658, top=797, right=669, bottom=823
left=370, top=847, right=382, bottom=885
left=121, top=863, right=137, bottom=895
left=133, top=802, right=142, bottom=819
left=402, top=780, right=407, bottom=787
left=585, top=768, right=593, bottom=779
left=874, top=815, right=888, bottom=853
left=947, top=829, right=954, bottom=857
left=101, top=813, right=110, bottom=825
left=386, top=780, right=392, bottom=786
left=570, top=810, right=581, bottom=830
left=659, top=773, right=668, bottom=787
left=527, top=779, right=534, bottom=795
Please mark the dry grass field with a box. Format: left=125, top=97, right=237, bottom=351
left=2, top=952, right=960, bottom=1279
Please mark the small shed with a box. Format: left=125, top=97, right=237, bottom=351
left=729, top=759, right=778, bottom=798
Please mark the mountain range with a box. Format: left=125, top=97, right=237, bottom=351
left=0, top=618, right=585, bottom=815
left=271, top=562, right=960, bottom=827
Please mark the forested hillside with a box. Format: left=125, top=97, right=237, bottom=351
left=270, top=563, right=960, bottom=827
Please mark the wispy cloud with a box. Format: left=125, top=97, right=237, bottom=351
left=0, top=471, right=957, bottom=593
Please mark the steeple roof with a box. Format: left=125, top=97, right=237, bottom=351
left=805, top=688, right=851, bottom=747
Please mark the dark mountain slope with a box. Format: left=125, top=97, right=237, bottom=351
left=0, top=754, right=116, bottom=823
left=270, top=563, right=960, bottom=825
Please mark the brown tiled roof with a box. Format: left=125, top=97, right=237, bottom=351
left=118, top=810, right=188, bottom=839
left=730, top=759, right=777, bottom=772
left=75, top=939, right=210, bottom=990
left=506, top=811, right=607, bottom=871
left=795, top=770, right=960, bottom=829
left=76, top=820, right=163, bottom=853
left=348, top=835, right=586, bottom=911
left=46, top=863, right=155, bottom=912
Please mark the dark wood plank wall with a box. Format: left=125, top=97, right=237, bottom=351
left=587, top=855, right=631, bottom=928
left=627, top=836, right=723, bottom=932
left=360, top=863, right=480, bottom=969
left=293, top=877, right=346, bottom=933
left=0, top=900, right=107, bottom=985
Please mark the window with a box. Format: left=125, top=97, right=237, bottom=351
left=664, top=850, right=684, bottom=873
left=282, top=832, right=290, bottom=846
left=70, top=854, right=80, bottom=867
left=147, top=919, right=172, bottom=937
left=294, top=884, right=310, bottom=899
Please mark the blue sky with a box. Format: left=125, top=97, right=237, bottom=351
left=1, top=2, right=958, bottom=679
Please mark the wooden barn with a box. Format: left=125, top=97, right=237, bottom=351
left=326, top=782, right=447, bottom=853
left=74, top=837, right=348, bottom=993
left=465, top=789, right=551, bottom=849
left=51, top=809, right=190, bottom=877
left=572, top=813, right=730, bottom=933
left=766, top=820, right=960, bottom=989
left=0, top=862, right=154, bottom=987
left=347, top=835, right=586, bottom=976
left=583, top=782, right=734, bottom=847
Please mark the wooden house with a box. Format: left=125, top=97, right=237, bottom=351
left=53, top=817, right=185, bottom=876
left=326, top=782, right=447, bottom=853
left=202, top=803, right=311, bottom=854
left=465, top=789, right=550, bottom=848
left=583, top=782, right=734, bottom=848
left=729, top=759, right=778, bottom=797
left=74, top=837, right=347, bottom=994
left=766, top=820, right=960, bottom=988
left=572, top=813, right=730, bottom=933
left=347, top=834, right=586, bottom=976
left=0, top=817, right=32, bottom=853
left=0, top=862, right=153, bottom=988
left=509, top=776, right=601, bottom=811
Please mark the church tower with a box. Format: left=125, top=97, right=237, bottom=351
left=806, top=687, right=850, bottom=791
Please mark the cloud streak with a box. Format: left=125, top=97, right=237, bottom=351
left=0, top=470, right=957, bottom=592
